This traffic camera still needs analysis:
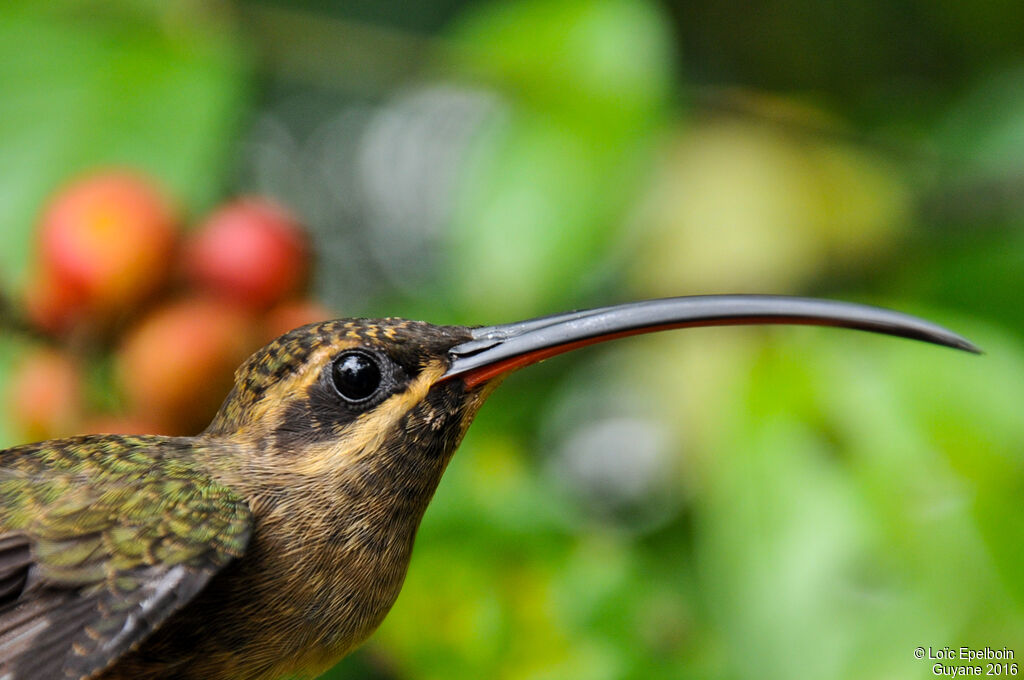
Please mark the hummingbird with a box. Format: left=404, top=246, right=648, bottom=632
left=0, top=295, right=977, bottom=680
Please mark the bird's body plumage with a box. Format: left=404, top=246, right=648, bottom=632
left=0, top=297, right=976, bottom=679
left=0, top=319, right=484, bottom=679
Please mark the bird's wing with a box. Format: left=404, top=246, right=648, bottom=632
left=0, top=435, right=252, bottom=680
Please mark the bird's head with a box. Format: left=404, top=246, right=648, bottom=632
left=204, top=318, right=479, bottom=481
left=202, top=296, right=977, bottom=500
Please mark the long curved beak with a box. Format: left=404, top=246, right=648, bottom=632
left=442, top=295, right=980, bottom=387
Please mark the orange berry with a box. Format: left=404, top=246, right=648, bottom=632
left=7, top=348, right=83, bottom=442
left=37, top=170, right=178, bottom=323
left=262, top=299, right=335, bottom=343
left=117, top=298, right=257, bottom=434
left=80, top=415, right=168, bottom=436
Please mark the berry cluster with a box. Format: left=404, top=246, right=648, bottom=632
left=8, top=170, right=332, bottom=439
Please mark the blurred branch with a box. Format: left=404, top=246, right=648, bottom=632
left=240, top=7, right=960, bottom=170
left=693, top=87, right=945, bottom=166
left=239, top=4, right=444, bottom=96
left=0, top=291, right=43, bottom=343
left=694, top=88, right=1024, bottom=228
left=919, top=170, right=1024, bottom=228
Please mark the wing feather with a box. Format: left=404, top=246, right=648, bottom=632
left=0, top=535, right=30, bottom=602
left=0, top=435, right=252, bottom=680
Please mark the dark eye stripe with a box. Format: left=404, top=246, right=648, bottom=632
left=274, top=351, right=396, bottom=449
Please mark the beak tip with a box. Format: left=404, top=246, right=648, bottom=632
left=960, top=340, right=984, bottom=355
left=930, top=329, right=982, bottom=355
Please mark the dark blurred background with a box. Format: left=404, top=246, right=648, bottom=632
left=1, top=1, right=1022, bottom=678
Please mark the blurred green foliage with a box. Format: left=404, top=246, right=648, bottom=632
left=434, top=0, right=675, bottom=320
left=1, top=1, right=1023, bottom=679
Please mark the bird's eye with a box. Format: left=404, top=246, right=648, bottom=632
left=331, top=351, right=383, bottom=402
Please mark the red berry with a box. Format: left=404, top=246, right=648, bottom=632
left=184, top=198, right=308, bottom=310
left=117, top=298, right=258, bottom=434
left=36, top=170, right=178, bottom=324
left=7, top=348, right=83, bottom=442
